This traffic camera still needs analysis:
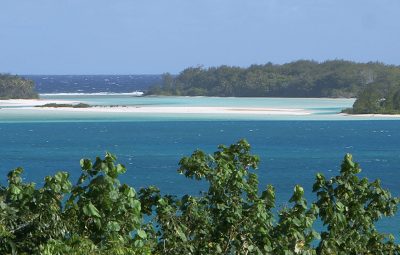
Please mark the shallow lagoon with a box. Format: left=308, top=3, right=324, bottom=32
left=0, top=95, right=372, bottom=122
left=3, top=95, right=400, bottom=121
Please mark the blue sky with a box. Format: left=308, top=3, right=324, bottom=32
left=0, top=0, right=399, bottom=74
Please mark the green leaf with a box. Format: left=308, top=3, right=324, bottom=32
left=80, top=158, right=92, bottom=171
left=345, top=153, right=355, bottom=168
left=83, top=202, right=101, bottom=218
left=311, top=230, right=321, bottom=240
left=130, top=200, right=141, bottom=212
left=109, top=190, right=119, bottom=201
left=292, top=217, right=302, bottom=227
left=116, top=164, right=126, bottom=174
left=107, top=221, right=121, bottom=232
left=10, top=185, right=21, bottom=195
left=137, top=229, right=147, bottom=239
left=216, top=244, right=223, bottom=253
left=176, top=228, right=187, bottom=241
left=126, top=187, right=136, bottom=198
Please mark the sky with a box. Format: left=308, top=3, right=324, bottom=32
left=0, top=0, right=399, bottom=74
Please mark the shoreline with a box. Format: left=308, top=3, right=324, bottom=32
left=40, top=93, right=353, bottom=100
left=26, top=106, right=312, bottom=115
left=339, top=113, right=400, bottom=118
left=0, top=99, right=79, bottom=107
left=0, top=98, right=312, bottom=116
left=2, top=98, right=400, bottom=119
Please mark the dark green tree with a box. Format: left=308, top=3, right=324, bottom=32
left=0, top=74, right=38, bottom=99
left=146, top=60, right=400, bottom=101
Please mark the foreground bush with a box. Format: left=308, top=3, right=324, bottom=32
left=0, top=140, right=399, bottom=254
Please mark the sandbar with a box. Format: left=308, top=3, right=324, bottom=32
left=3, top=99, right=400, bottom=118
left=22, top=106, right=312, bottom=116
left=0, top=99, right=78, bottom=107
left=0, top=99, right=311, bottom=116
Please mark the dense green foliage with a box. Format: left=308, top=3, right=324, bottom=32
left=146, top=60, right=400, bottom=99
left=0, top=74, right=38, bottom=99
left=1, top=140, right=399, bottom=254
left=343, top=81, right=400, bottom=114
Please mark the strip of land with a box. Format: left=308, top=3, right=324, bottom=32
left=0, top=99, right=79, bottom=107
left=0, top=99, right=311, bottom=115
left=2, top=99, right=400, bottom=118
left=339, top=113, right=400, bottom=118
left=26, top=106, right=312, bottom=116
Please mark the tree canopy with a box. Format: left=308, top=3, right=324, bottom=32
left=146, top=60, right=400, bottom=99
left=343, top=81, right=400, bottom=114
left=0, top=74, right=38, bottom=99
left=1, top=140, right=399, bottom=254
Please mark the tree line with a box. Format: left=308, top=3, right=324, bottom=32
left=2, top=63, right=400, bottom=114
left=1, top=140, right=399, bottom=254
left=146, top=60, right=400, bottom=98
left=0, top=74, right=38, bottom=99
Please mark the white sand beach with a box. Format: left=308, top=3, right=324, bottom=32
left=0, top=99, right=313, bottom=116
left=25, top=105, right=312, bottom=116
left=0, top=99, right=78, bottom=107
left=2, top=98, right=400, bottom=119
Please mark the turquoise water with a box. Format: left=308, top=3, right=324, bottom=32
left=0, top=96, right=399, bottom=238
left=40, top=94, right=355, bottom=108
left=2, top=95, right=400, bottom=121
left=0, top=95, right=391, bottom=122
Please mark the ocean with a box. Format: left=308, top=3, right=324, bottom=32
left=1, top=75, right=399, bottom=237
left=23, top=75, right=161, bottom=93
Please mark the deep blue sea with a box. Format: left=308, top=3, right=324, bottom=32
left=23, top=75, right=161, bottom=93
left=0, top=120, right=399, bottom=236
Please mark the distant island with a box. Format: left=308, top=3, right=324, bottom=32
left=147, top=60, right=400, bottom=114
left=3, top=59, right=400, bottom=115
left=0, top=74, right=38, bottom=99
